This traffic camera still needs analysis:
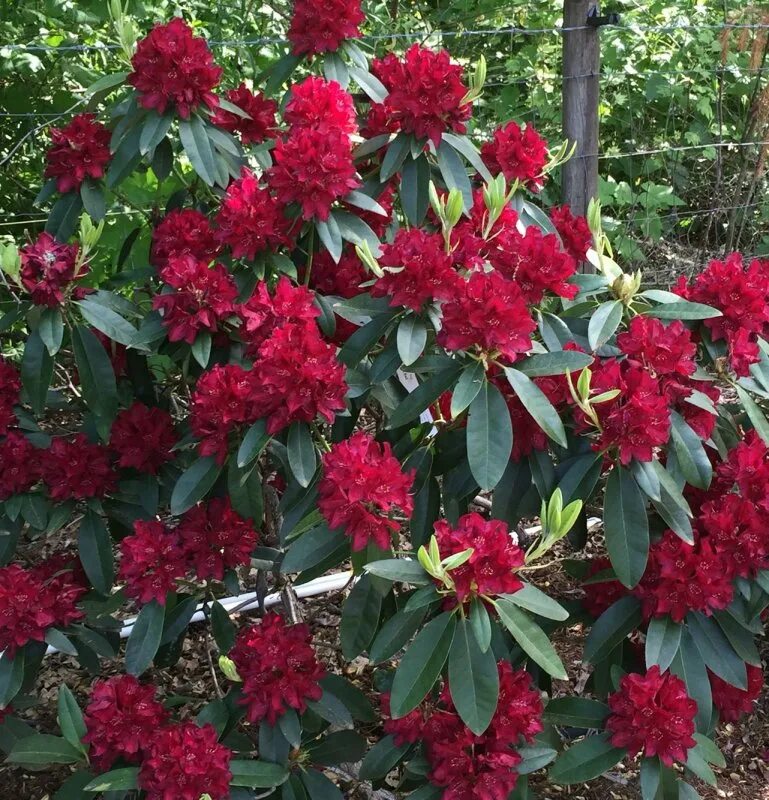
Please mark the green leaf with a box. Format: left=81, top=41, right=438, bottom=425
left=332, top=210, right=381, bottom=253
left=631, top=459, right=661, bottom=502
left=587, top=300, right=623, bottom=351
left=548, top=733, right=625, bottom=784
left=309, top=730, right=367, bottom=766
left=84, top=71, right=129, bottom=97
left=380, top=133, right=412, bottom=181
left=686, top=612, right=747, bottom=689
left=71, top=325, right=118, bottom=425
left=179, top=115, right=218, bottom=186
left=151, top=137, right=174, bottom=181
left=159, top=595, right=198, bottom=646
left=603, top=467, right=648, bottom=588
left=670, top=629, right=712, bottom=732
left=45, top=629, right=78, bottom=656
left=645, top=301, right=721, bottom=320
left=503, top=583, right=569, bottom=621
left=79, top=181, right=105, bottom=221
left=319, top=674, right=375, bottom=723
left=237, top=420, right=270, bottom=468
left=448, top=618, right=499, bottom=735
left=370, top=608, right=428, bottom=663
left=191, top=331, right=211, bottom=368
left=227, top=455, right=263, bottom=523
left=287, top=422, right=317, bottom=489
left=735, top=386, right=769, bottom=446
left=281, top=524, right=348, bottom=574
left=364, top=559, right=430, bottom=584
left=469, top=596, right=492, bottom=652
left=517, top=745, right=558, bottom=775
left=645, top=616, right=682, bottom=671
left=170, top=456, right=222, bottom=515
left=515, top=350, right=594, bottom=377
left=466, top=379, right=513, bottom=491
left=307, top=691, right=353, bottom=728
left=341, top=575, right=383, bottom=659
left=390, top=612, right=457, bottom=718
left=450, top=361, right=485, bottom=418
left=230, top=759, right=290, bottom=788
left=300, top=768, right=344, bottom=800
left=640, top=758, right=661, bottom=800
left=338, top=311, right=397, bottom=368
left=21, top=330, right=53, bottom=416
left=57, top=685, right=86, bottom=754
left=669, top=412, right=711, bottom=490
left=45, top=191, right=84, bottom=240
left=495, top=599, right=567, bottom=679
left=359, top=735, right=411, bottom=780
left=53, top=770, right=98, bottom=800
left=400, top=154, right=430, bottom=226
left=316, top=216, right=343, bottom=263
left=0, top=649, right=24, bottom=708
left=124, top=600, right=165, bottom=676
left=78, top=509, right=114, bottom=596
left=210, top=600, right=235, bottom=653
left=692, top=733, right=726, bottom=768
left=397, top=316, right=428, bottom=367
left=343, top=190, right=388, bottom=217
left=76, top=297, right=138, bottom=347
left=83, top=767, right=139, bottom=792
left=583, top=596, right=643, bottom=664
left=685, top=746, right=717, bottom=786
left=543, top=697, right=610, bottom=728
left=714, top=610, right=762, bottom=666
left=139, top=112, right=174, bottom=156
left=6, top=733, right=83, bottom=766
left=349, top=65, right=388, bottom=103
left=388, top=363, right=462, bottom=428
left=39, top=308, right=64, bottom=356
left=504, top=368, right=567, bottom=447
left=440, top=132, right=494, bottom=183
left=436, top=139, right=472, bottom=210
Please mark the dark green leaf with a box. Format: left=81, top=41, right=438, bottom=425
left=469, top=596, right=492, bottom=652
left=300, top=768, right=343, bottom=800
left=503, top=583, right=569, bottom=621
left=645, top=301, right=721, bottom=320
left=543, top=697, right=610, bottom=728
left=38, top=308, right=64, bottom=356
left=227, top=456, right=263, bottom=523
left=548, top=732, right=625, bottom=784
left=380, top=133, right=412, bottom=181
left=338, top=311, right=397, bottom=368
left=237, top=419, right=270, bottom=468
left=714, top=610, right=762, bottom=666
left=45, top=192, right=83, bottom=240
left=603, top=467, right=648, bottom=588
left=79, top=181, right=105, bottom=221
left=281, top=524, right=348, bottom=573
left=450, top=361, right=485, bottom=418
left=71, top=325, right=118, bottom=425
left=504, top=368, right=567, bottom=447
left=587, top=300, right=623, bottom=351
left=495, top=600, right=567, bottom=679
left=309, top=730, right=367, bottom=766
left=364, top=559, right=430, bottom=584
left=316, top=216, right=343, bottom=263
left=370, top=607, right=427, bottom=663
left=515, top=350, right=594, bottom=377
left=21, top=330, right=53, bottom=416
left=179, top=115, right=218, bottom=186
left=359, top=735, right=411, bottom=780
left=671, top=629, right=712, bottom=731
left=44, top=629, right=77, bottom=656
left=159, top=595, right=198, bottom=646
left=307, top=690, right=353, bottom=728
left=467, top=379, right=513, bottom=491
left=400, top=154, right=430, bottom=226
left=124, top=600, right=165, bottom=676
left=6, top=734, right=83, bottom=766
left=332, top=210, right=381, bottom=253
left=687, top=612, right=747, bottom=689
left=191, top=331, right=211, bottom=368
left=349, top=66, right=388, bottom=102
left=436, top=139, right=472, bottom=209
left=139, top=112, right=173, bottom=155
left=83, top=767, right=139, bottom=791
left=78, top=509, right=113, bottom=596
left=440, top=132, right=494, bottom=183
left=341, top=575, right=383, bottom=659
left=57, top=685, right=86, bottom=754
left=388, top=363, right=462, bottom=429
left=735, top=386, right=769, bottom=446
left=397, top=316, right=427, bottom=367
left=645, top=616, right=682, bottom=671
left=151, top=137, right=174, bottom=181
left=319, top=674, right=375, bottom=722
left=170, top=456, right=222, bottom=515
left=287, top=422, right=317, bottom=489
left=583, top=596, right=643, bottom=664
left=76, top=298, right=138, bottom=347
left=230, top=759, right=290, bottom=788
left=263, top=52, right=302, bottom=94
left=670, top=412, right=711, bottom=490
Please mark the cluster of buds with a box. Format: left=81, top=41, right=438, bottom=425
left=566, top=365, right=620, bottom=432
left=429, top=183, right=465, bottom=252
left=460, top=56, right=487, bottom=106
left=526, top=488, right=583, bottom=562
left=417, top=535, right=474, bottom=594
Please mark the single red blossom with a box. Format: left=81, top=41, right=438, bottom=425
left=550, top=204, right=592, bottom=261
left=288, top=0, right=364, bottom=57
left=709, top=664, right=763, bottom=722
left=33, top=553, right=87, bottom=629
left=151, top=208, right=219, bottom=270
left=249, top=322, right=348, bottom=434
left=0, top=431, right=41, bottom=499
left=718, top=430, right=769, bottom=510
left=433, top=513, right=525, bottom=603
left=239, top=276, right=319, bottom=355
left=617, top=316, right=697, bottom=378
left=0, top=356, right=21, bottom=435
left=41, top=434, right=116, bottom=501
left=491, top=661, right=545, bottom=744
left=20, top=232, right=86, bottom=308
left=230, top=612, right=325, bottom=724
left=82, top=675, right=168, bottom=771
left=128, top=18, right=222, bottom=118
left=285, top=76, right=357, bottom=134
left=729, top=327, right=760, bottom=377
left=211, top=83, right=277, bottom=144
left=110, top=403, right=177, bottom=474
left=178, top=497, right=258, bottom=581
left=268, top=128, right=360, bottom=221
left=438, top=270, right=536, bottom=361
left=44, top=113, right=111, bottom=194
left=607, top=666, right=697, bottom=766
left=139, top=721, right=232, bottom=800
left=215, top=167, right=293, bottom=261
left=481, top=121, right=548, bottom=191
left=581, top=556, right=628, bottom=618
left=318, top=431, right=414, bottom=551
left=381, top=693, right=428, bottom=746
left=118, top=520, right=187, bottom=606
left=372, top=45, right=472, bottom=145
left=361, top=101, right=400, bottom=139
left=153, top=255, right=238, bottom=344
left=372, top=227, right=459, bottom=311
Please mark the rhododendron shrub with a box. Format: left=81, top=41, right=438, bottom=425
left=1, top=7, right=767, bottom=800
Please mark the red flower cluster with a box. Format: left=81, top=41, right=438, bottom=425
left=617, top=316, right=696, bottom=378
left=709, top=664, right=763, bottom=722
left=128, top=18, right=222, bottom=118
left=438, top=270, right=536, bottom=361
left=0, top=431, right=40, bottom=499
left=230, top=612, right=325, bottom=724
left=211, top=83, right=277, bottom=144
left=215, top=168, right=293, bottom=261
left=433, top=513, right=525, bottom=603
left=0, top=557, right=85, bottom=655
left=718, top=430, right=769, bottom=511
left=82, top=675, right=168, bottom=771
left=178, top=497, right=257, bottom=580
left=151, top=208, right=219, bottom=270
left=481, top=121, right=549, bottom=191
left=110, top=403, right=177, bottom=474
left=372, top=45, right=472, bottom=145
left=373, top=228, right=458, bottom=311
left=153, top=255, right=238, bottom=344
left=581, top=557, right=627, bottom=618
left=139, top=721, right=232, bottom=800
left=20, top=233, right=86, bottom=307
left=41, top=434, right=116, bottom=501
left=550, top=204, right=592, bottom=261
left=675, top=252, right=769, bottom=376
left=318, top=431, right=414, bottom=551
left=285, top=76, right=357, bottom=135
left=0, top=356, right=20, bottom=435
left=607, top=666, right=697, bottom=765
left=44, top=113, right=111, bottom=194
left=119, top=520, right=187, bottom=606
left=288, top=0, right=364, bottom=56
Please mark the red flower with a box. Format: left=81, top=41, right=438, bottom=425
left=607, top=666, right=697, bottom=765
left=381, top=693, right=427, bottom=746
left=128, top=18, right=222, bottom=118
left=215, top=168, right=293, bottom=261
left=492, top=662, right=545, bottom=744
left=20, top=233, right=86, bottom=308
left=110, top=403, right=177, bottom=474
left=0, top=356, right=21, bottom=435
left=0, top=431, right=41, bottom=499
left=139, top=721, right=232, bottom=800
left=550, top=204, right=592, bottom=261
left=230, top=612, right=325, bottom=724
left=285, top=76, right=357, bottom=134
left=438, top=270, right=536, bottom=361
left=44, top=113, right=111, bottom=194
left=153, top=255, right=238, bottom=344
left=709, top=664, right=763, bottom=722
left=178, top=497, right=258, bottom=580
left=118, top=520, right=186, bottom=606
left=617, top=316, right=696, bottom=378
left=372, top=228, right=459, bottom=311
left=373, top=45, right=472, bottom=145
left=581, top=557, right=627, bottom=618
left=719, top=430, right=769, bottom=511
left=250, top=322, right=348, bottom=434
left=82, top=675, right=168, bottom=771
left=211, top=83, right=277, bottom=144
left=288, top=0, right=364, bottom=57
left=268, top=128, right=360, bottom=221
left=151, top=208, right=219, bottom=270
left=239, top=276, right=318, bottom=355
left=318, top=431, right=414, bottom=551
left=433, top=513, right=525, bottom=603
left=41, top=434, right=116, bottom=501
left=481, top=121, right=548, bottom=191
left=190, top=363, right=256, bottom=463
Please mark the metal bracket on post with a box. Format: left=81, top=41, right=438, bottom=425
left=586, top=5, right=620, bottom=27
